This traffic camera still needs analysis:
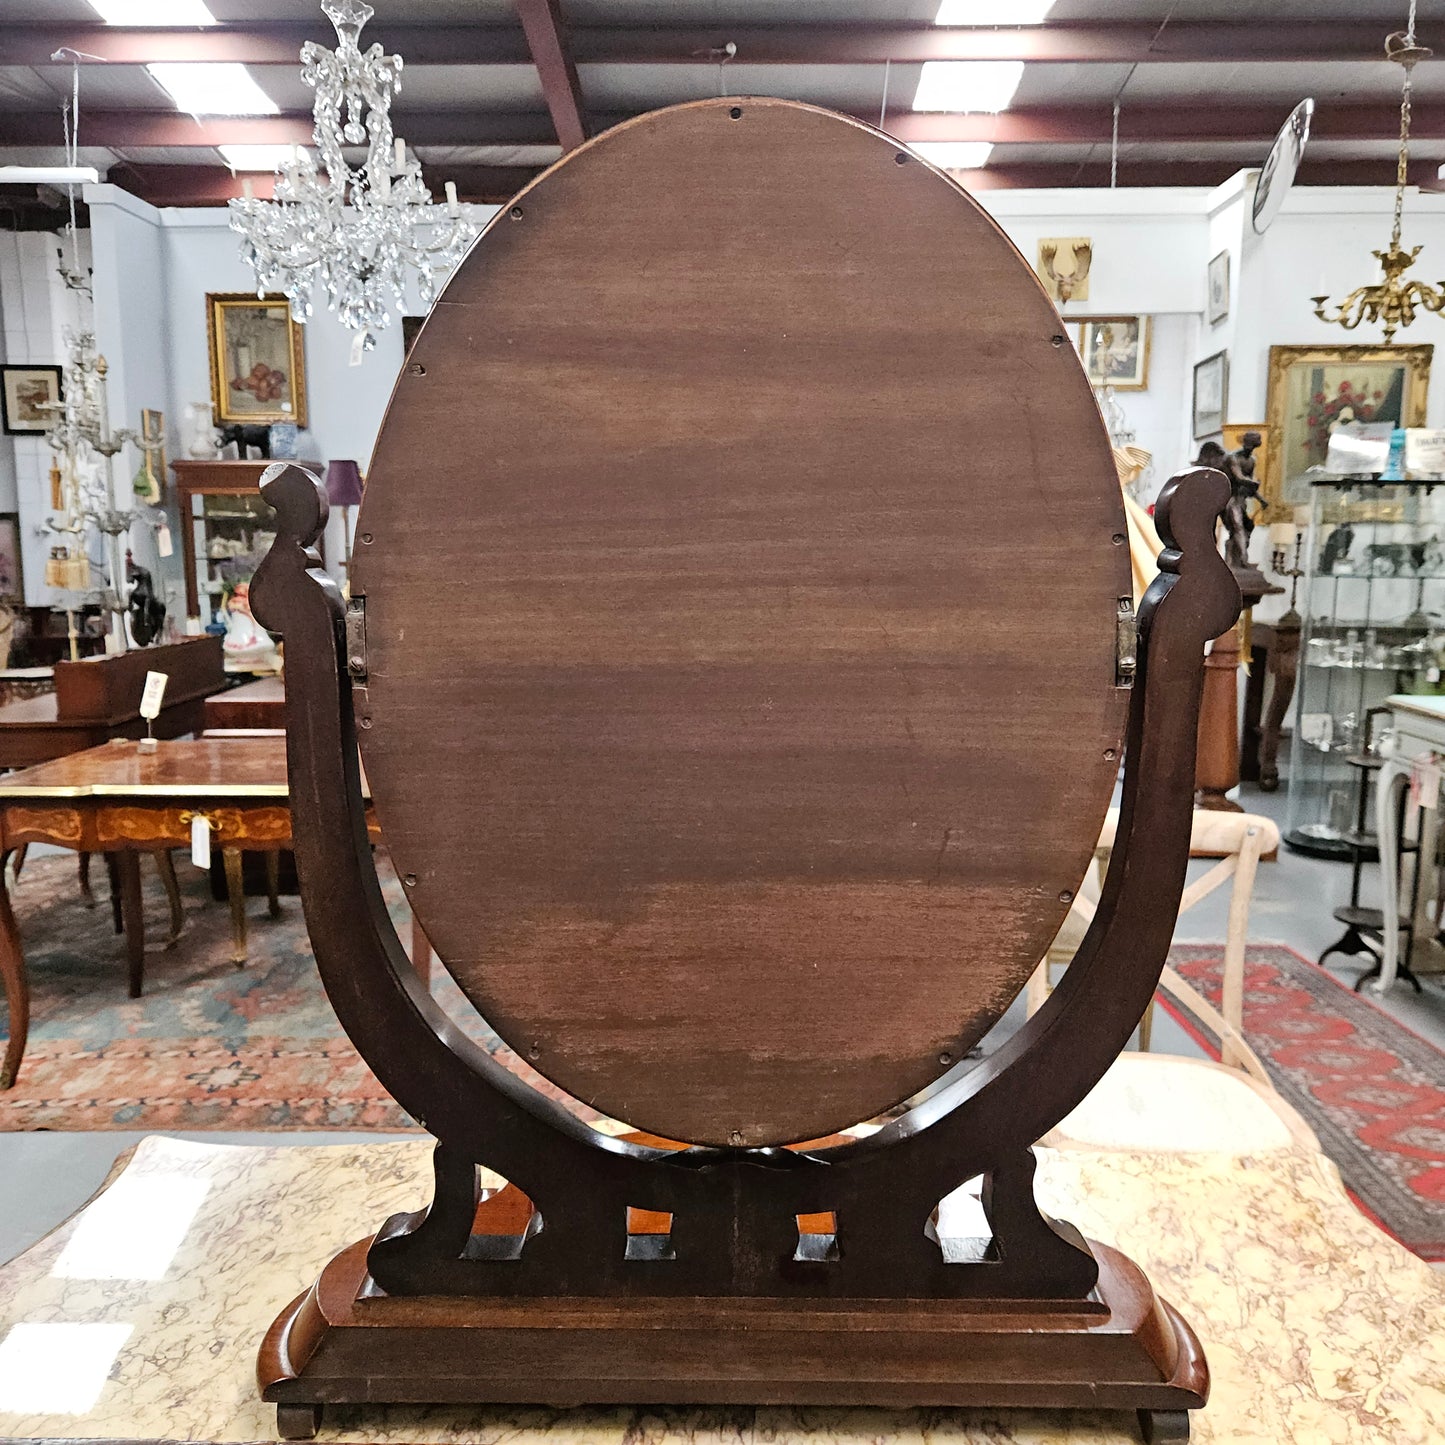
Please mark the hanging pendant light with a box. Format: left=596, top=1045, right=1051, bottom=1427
left=1311, top=0, right=1445, bottom=343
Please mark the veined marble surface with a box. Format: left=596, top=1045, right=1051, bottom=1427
left=0, top=1131, right=1441, bottom=1444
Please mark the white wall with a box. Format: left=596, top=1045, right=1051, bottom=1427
left=0, top=228, right=95, bottom=605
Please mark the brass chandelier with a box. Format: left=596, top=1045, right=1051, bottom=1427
left=1311, top=0, right=1443, bottom=344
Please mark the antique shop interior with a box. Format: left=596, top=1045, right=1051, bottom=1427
left=0, top=2, right=1443, bottom=1443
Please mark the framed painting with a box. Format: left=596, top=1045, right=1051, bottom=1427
left=1192, top=351, right=1228, bottom=439
left=0, top=364, right=62, bottom=435
left=206, top=293, right=307, bottom=427
left=1207, top=250, right=1230, bottom=325
left=1263, top=344, right=1432, bottom=519
left=0, top=514, right=22, bottom=598
left=1076, top=316, right=1150, bottom=391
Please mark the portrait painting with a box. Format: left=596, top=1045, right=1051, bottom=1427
left=206, top=293, right=308, bottom=427
left=1263, top=344, right=1431, bottom=518
left=0, top=365, right=62, bottom=435
left=1076, top=316, right=1150, bottom=391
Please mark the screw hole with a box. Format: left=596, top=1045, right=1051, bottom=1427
left=509, top=205, right=524, bottom=220
left=1103, top=747, right=1116, bottom=761
left=1112, top=532, right=1126, bottom=545
left=404, top=873, right=417, bottom=887
left=894, top=151, right=908, bottom=165
left=729, top=106, right=742, bottom=119
left=1050, top=334, right=1066, bottom=347
left=1059, top=889, right=1073, bottom=904
left=529, top=1043, right=541, bottom=1061
left=407, top=361, right=426, bottom=376
left=939, top=1051, right=953, bottom=1066
left=728, top=1130, right=744, bottom=1147
left=359, top=716, right=373, bottom=729
left=360, top=532, right=373, bottom=545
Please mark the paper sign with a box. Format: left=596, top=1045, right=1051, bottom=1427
left=349, top=330, right=366, bottom=366
left=1412, top=755, right=1441, bottom=811
left=139, top=671, right=168, bottom=721
left=190, top=814, right=211, bottom=869
left=156, top=523, right=173, bottom=559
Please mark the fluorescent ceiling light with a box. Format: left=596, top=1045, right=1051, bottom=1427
left=147, top=63, right=278, bottom=116
left=935, top=1, right=1055, bottom=21
left=910, top=142, right=994, bottom=169
left=0, top=166, right=100, bottom=185
left=912, top=61, right=1025, bottom=113
left=218, top=143, right=300, bottom=172
left=88, top=0, right=216, bottom=22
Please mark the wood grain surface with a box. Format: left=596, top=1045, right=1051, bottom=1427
left=356, top=98, right=1130, bottom=1147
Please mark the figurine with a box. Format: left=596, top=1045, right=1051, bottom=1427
left=126, top=558, right=166, bottom=647
left=1321, top=522, right=1355, bottom=575
left=220, top=580, right=279, bottom=670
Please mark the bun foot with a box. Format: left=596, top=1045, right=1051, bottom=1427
left=277, top=1402, right=323, bottom=1439
left=1138, top=1409, right=1190, bottom=1442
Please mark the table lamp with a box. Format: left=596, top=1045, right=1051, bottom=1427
left=324, top=459, right=365, bottom=573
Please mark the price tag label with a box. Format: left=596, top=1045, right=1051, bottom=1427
left=156, top=523, right=173, bottom=558
left=349, top=330, right=367, bottom=366
left=190, top=814, right=212, bottom=869
left=139, top=671, right=168, bottom=721
left=1413, top=754, right=1442, bottom=811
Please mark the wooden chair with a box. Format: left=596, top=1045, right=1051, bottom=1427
left=1029, top=808, right=1280, bottom=1084
left=247, top=98, right=1239, bottom=1442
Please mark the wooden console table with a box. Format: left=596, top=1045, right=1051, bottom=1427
left=203, top=676, right=285, bottom=731
left=0, top=736, right=376, bottom=1090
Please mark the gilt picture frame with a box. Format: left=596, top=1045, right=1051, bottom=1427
left=1263, top=343, right=1432, bottom=520
left=206, top=293, right=308, bottom=427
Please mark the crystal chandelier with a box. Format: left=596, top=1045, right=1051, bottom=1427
left=1311, top=1, right=1444, bottom=344
left=229, top=0, right=479, bottom=350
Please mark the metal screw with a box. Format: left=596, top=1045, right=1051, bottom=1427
left=349, top=655, right=365, bottom=672
left=1059, top=889, right=1073, bottom=904
left=1050, top=334, right=1066, bottom=346
left=728, top=1130, right=744, bottom=1147
left=529, top=1043, right=541, bottom=1061
left=939, top=1051, right=953, bottom=1065
left=360, top=532, right=373, bottom=545
left=1103, top=747, right=1116, bottom=761
left=729, top=106, right=742, bottom=119
left=407, top=362, right=426, bottom=376
left=1112, top=532, right=1126, bottom=545
left=509, top=205, right=524, bottom=220
left=404, top=873, right=417, bottom=887
left=894, top=152, right=908, bottom=165
left=359, top=716, right=373, bottom=730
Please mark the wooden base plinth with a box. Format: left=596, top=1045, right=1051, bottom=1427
left=259, top=1239, right=1207, bottom=1440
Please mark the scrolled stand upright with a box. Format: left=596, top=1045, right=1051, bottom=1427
left=250, top=461, right=1237, bottom=1444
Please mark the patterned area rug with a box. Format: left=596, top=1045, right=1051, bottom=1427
left=4, top=858, right=1442, bottom=1259
left=1163, top=942, right=1445, bottom=1261
left=0, top=851, right=576, bottom=1132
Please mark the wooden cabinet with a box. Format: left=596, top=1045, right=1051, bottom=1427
left=173, top=459, right=317, bottom=623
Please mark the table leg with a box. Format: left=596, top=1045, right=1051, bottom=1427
left=104, top=853, right=123, bottom=935
left=264, top=852, right=282, bottom=919
left=154, top=850, right=184, bottom=946
left=1374, top=759, right=1411, bottom=994
left=410, top=912, right=433, bottom=989
left=78, top=851, right=95, bottom=907
left=223, top=849, right=247, bottom=967
left=0, top=850, right=29, bottom=1090
left=117, top=851, right=145, bottom=999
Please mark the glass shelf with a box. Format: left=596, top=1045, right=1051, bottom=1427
left=1285, top=479, right=1445, bottom=858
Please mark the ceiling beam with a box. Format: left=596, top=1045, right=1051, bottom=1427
left=94, top=155, right=1443, bottom=210
left=513, top=0, right=588, bottom=152
left=105, top=162, right=538, bottom=207
left=2, top=104, right=1437, bottom=153
left=0, top=21, right=1394, bottom=69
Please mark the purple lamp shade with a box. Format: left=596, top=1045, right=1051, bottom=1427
left=325, top=459, right=365, bottom=508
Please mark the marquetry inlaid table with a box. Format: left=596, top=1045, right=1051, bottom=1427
left=0, top=736, right=377, bottom=1090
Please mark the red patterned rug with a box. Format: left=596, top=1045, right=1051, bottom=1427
left=1163, top=942, right=1445, bottom=1261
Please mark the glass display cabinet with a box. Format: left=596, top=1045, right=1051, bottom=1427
left=1285, top=477, right=1445, bottom=857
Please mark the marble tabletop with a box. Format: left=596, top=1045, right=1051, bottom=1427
left=0, top=1128, right=1441, bottom=1445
